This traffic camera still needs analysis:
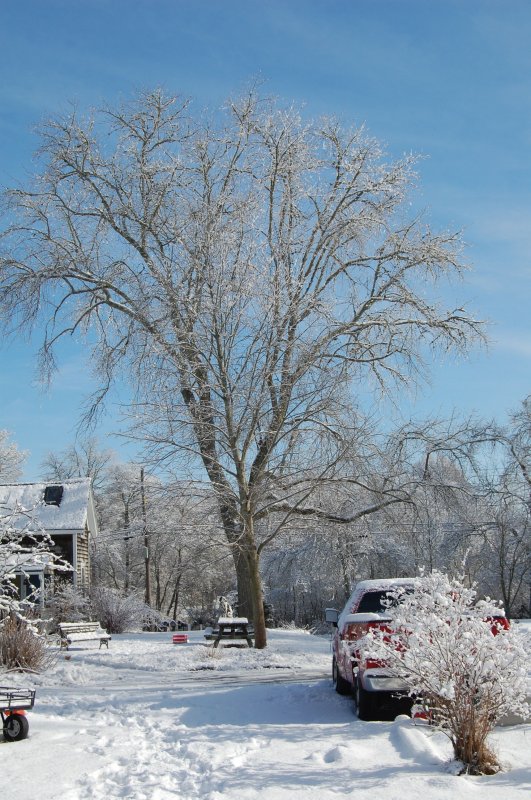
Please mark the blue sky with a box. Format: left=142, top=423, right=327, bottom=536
left=0, top=0, right=530, bottom=480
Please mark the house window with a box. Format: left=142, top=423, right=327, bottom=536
left=17, top=572, right=43, bottom=604
left=44, top=485, right=64, bottom=506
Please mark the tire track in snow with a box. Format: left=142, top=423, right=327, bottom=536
left=38, top=668, right=328, bottom=699
left=55, top=672, right=327, bottom=799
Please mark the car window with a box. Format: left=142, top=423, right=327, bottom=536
left=356, top=589, right=412, bottom=613
left=357, top=591, right=391, bottom=612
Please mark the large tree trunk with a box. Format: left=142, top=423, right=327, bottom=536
left=248, top=553, right=267, bottom=649
left=216, top=497, right=259, bottom=634
left=241, top=515, right=267, bottom=649
left=232, top=537, right=266, bottom=648
left=234, top=548, right=254, bottom=619
left=216, top=498, right=267, bottom=647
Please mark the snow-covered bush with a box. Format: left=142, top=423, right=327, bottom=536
left=89, top=587, right=147, bottom=634
left=361, top=570, right=529, bottom=774
left=0, top=612, right=54, bottom=671
left=0, top=505, right=69, bottom=670
left=1, top=505, right=69, bottom=612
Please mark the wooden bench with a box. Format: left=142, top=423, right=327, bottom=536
left=58, top=622, right=111, bottom=650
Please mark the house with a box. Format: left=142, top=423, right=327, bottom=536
left=0, top=478, right=98, bottom=605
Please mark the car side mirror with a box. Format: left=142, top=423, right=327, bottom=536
left=325, top=608, right=339, bottom=626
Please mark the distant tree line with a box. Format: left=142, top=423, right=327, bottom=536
left=35, top=398, right=530, bottom=626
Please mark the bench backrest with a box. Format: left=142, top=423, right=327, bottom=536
left=59, top=622, right=105, bottom=633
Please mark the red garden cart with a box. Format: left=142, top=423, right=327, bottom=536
left=0, top=687, right=35, bottom=742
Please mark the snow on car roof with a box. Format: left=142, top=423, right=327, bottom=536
left=353, top=578, right=417, bottom=592
left=338, top=578, right=417, bottom=629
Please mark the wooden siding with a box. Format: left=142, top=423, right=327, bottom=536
left=76, top=528, right=91, bottom=594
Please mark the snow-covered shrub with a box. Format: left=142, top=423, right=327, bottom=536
left=0, top=504, right=70, bottom=669
left=0, top=613, right=54, bottom=672
left=89, top=587, right=147, bottom=633
left=0, top=504, right=70, bottom=618
left=0, top=506, right=72, bottom=620
left=361, top=570, right=529, bottom=774
left=46, top=582, right=91, bottom=625
left=277, top=619, right=311, bottom=631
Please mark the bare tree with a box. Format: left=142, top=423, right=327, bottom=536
left=472, top=397, right=531, bottom=616
left=93, top=465, right=230, bottom=617
left=388, top=402, right=531, bottom=616
left=0, top=430, right=27, bottom=482
left=93, top=463, right=146, bottom=594
left=40, top=437, right=114, bottom=494
left=0, top=89, right=483, bottom=646
left=261, top=420, right=493, bottom=618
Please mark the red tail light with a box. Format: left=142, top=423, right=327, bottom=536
left=364, top=658, right=384, bottom=669
left=367, top=620, right=394, bottom=643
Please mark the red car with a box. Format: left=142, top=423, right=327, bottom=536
left=327, top=578, right=510, bottom=721
left=327, top=578, right=418, bottom=720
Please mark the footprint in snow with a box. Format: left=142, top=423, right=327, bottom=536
left=323, top=745, right=349, bottom=763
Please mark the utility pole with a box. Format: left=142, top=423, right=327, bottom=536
left=140, top=467, right=152, bottom=607
left=123, top=491, right=130, bottom=594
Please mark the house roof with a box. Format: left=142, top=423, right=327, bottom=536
left=0, top=478, right=94, bottom=532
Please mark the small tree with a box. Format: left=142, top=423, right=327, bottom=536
left=362, top=570, right=529, bottom=774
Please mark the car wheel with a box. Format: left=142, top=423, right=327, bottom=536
left=333, top=656, right=351, bottom=695
left=355, top=678, right=375, bottom=721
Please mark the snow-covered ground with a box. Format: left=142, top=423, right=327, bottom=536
left=2, top=625, right=530, bottom=800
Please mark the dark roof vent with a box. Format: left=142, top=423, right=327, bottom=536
left=44, top=485, right=64, bottom=506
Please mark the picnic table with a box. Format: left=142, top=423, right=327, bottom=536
left=211, top=617, right=254, bottom=648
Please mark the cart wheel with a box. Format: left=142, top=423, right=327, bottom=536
left=3, top=713, right=29, bottom=742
